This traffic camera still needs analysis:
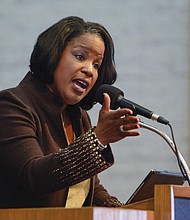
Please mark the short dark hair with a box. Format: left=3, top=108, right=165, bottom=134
left=30, top=16, right=117, bottom=110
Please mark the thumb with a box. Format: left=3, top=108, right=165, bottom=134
left=100, top=93, right=110, bottom=112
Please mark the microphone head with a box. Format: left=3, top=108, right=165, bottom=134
left=95, top=84, right=124, bottom=110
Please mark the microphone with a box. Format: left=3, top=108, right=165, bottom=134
left=95, top=84, right=169, bottom=125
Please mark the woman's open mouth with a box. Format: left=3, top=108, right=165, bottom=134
left=72, top=79, right=89, bottom=92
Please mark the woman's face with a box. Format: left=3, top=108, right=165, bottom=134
left=49, top=33, right=105, bottom=105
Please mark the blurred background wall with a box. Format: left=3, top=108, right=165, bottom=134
left=0, top=0, right=190, bottom=202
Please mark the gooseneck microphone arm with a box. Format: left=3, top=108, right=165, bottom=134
left=95, top=84, right=190, bottom=183
left=139, top=121, right=190, bottom=185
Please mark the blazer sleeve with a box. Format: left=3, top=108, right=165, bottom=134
left=0, top=90, right=115, bottom=196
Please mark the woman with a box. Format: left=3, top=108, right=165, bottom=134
left=0, top=16, right=140, bottom=208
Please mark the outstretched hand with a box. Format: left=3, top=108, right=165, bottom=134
left=94, top=93, right=140, bottom=146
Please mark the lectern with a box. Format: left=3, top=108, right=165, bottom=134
left=0, top=185, right=189, bottom=220
left=125, top=184, right=190, bottom=220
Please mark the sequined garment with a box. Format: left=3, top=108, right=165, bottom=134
left=51, top=128, right=112, bottom=188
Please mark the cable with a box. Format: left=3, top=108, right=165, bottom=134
left=139, top=120, right=190, bottom=185
left=168, top=123, right=190, bottom=185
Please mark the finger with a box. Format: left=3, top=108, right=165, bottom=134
left=121, top=123, right=140, bottom=132
left=124, top=131, right=141, bottom=136
left=119, top=125, right=140, bottom=136
left=100, top=93, right=110, bottom=113
left=122, top=115, right=140, bottom=124
left=111, top=108, right=134, bottom=119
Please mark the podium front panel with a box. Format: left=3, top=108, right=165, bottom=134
left=174, top=197, right=190, bottom=220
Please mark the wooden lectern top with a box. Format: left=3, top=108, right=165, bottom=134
left=0, top=206, right=154, bottom=220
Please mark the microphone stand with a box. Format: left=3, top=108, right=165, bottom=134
left=139, top=121, right=190, bottom=184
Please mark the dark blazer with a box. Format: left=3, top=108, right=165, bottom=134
left=0, top=72, right=121, bottom=208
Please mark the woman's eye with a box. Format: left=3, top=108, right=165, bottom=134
left=75, top=54, right=84, bottom=60
left=93, top=63, right=100, bottom=69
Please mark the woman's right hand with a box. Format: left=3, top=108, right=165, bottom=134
left=94, top=93, right=140, bottom=146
